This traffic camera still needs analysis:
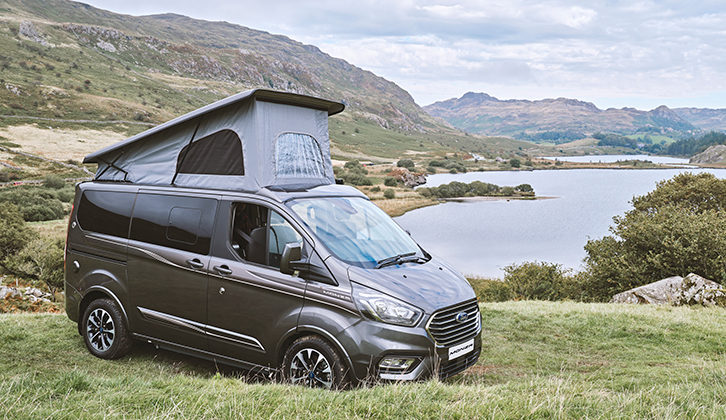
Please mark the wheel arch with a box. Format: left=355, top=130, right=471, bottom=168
left=276, top=325, right=358, bottom=382
left=77, top=286, right=129, bottom=336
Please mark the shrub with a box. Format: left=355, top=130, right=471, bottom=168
left=0, top=186, right=72, bottom=221
left=397, top=159, right=415, bottom=170
left=370, top=186, right=381, bottom=192
left=510, top=158, right=521, bottom=168
left=340, top=173, right=372, bottom=186
left=0, top=169, right=23, bottom=182
left=383, top=189, right=395, bottom=199
left=42, top=175, right=65, bottom=189
left=14, top=237, right=64, bottom=296
left=426, top=166, right=437, bottom=174
left=585, top=173, right=726, bottom=296
left=468, top=278, right=512, bottom=302
left=0, top=203, right=36, bottom=268
left=503, top=261, right=571, bottom=301
left=515, top=184, right=534, bottom=193
left=429, top=160, right=446, bottom=167
left=383, top=177, right=398, bottom=187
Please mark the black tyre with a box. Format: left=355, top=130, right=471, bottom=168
left=81, top=298, right=131, bottom=359
left=281, top=335, right=350, bottom=389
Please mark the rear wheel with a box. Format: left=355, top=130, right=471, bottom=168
left=281, top=335, right=350, bottom=389
left=81, top=298, right=131, bottom=359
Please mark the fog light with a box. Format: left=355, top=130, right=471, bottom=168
left=379, top=357, right=416, bottom=372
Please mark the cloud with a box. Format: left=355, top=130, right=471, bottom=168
left=82, top=0, right=726, bottom=108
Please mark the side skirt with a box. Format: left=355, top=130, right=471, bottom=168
left=131, top=333, right=277, bottom=376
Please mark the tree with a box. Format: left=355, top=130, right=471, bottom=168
left=0, top=203, right=37, bottom=277
left=584, top=173, right=726, bottom=297
left=510, top=158, right=521, bottom=168
left=396, top=159, right=415, bottom=170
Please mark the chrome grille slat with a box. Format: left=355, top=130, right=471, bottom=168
left=427, top=299, right=480, bottom=347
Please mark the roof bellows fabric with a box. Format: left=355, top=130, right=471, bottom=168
left=84, top=89, right=344, bottom=192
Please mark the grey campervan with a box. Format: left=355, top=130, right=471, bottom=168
left=65, top=89, right=481, bottom=388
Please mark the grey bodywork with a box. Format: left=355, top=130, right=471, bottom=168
left=67, top=90, right=481, bottom=382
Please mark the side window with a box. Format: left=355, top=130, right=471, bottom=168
left=230, top=203, right=302, bottom=269
left=77, top=190, right=134, bottom=238
left=275, top=133, right=325, bottom=178
left=130, top=193, right=217, bottom=254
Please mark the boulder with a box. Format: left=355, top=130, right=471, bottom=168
left=690, top=145, right=726, bottom=164
left=611, top=273, right=726, bottom=306
left=0, top=286, right=21, bottom=300
left=387, top=167, right=426, bottom=188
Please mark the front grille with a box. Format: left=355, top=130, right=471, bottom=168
left=426, top=299, right=480, bottom=347
left=439, top=348, right=480, bottom=379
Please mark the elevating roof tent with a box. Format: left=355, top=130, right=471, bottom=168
left=84, top=89, right=345, bottom=192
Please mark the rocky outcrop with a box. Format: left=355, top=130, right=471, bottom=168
left=388, top=167, right=427, bottom=188
left=611, top=273, right=726, bottom=306
left=0, top=286, right=52, bottom=303
left=18, top=21, right=50, bottom=46
left=690, top=145, right=726, bottom=164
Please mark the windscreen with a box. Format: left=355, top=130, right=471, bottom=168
left=287, top=196, right=422, bottom=268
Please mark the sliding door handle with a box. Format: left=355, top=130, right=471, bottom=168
left=186, top=258, right=205, bottom=269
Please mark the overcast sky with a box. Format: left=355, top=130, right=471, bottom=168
left=82, top=0, right=726, bottom=110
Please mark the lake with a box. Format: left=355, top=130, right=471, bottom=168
left=395, top=165, right=726, bottom=278
left=540, top=154, right=690, bottom=165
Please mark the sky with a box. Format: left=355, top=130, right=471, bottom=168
left=81, top=0, right=726, bottom=110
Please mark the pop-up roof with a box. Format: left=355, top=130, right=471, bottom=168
left=84, top=89, right=345, bottom=192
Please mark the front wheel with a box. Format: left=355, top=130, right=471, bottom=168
left=81, top=298, right=131, bottom=359
left=281, top=335, right=350, bottom=389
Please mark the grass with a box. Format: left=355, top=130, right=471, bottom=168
left=1, top=301, right=725, bottom=419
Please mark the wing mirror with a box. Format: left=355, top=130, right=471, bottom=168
left=280, top=243, right=302, bottom=275
left=280, top=243, right=336, bottom=285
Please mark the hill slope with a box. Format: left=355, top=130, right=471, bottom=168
left=424, top=92, right=702, bottom=143
left=0, top=0, right=532, bottom=160
left=1, top=302, right=725, bottom=418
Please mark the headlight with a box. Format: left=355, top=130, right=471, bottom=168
left=352, top=284, right=422, bottom=327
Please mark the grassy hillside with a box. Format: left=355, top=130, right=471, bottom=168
left=1, top=301, right=725, bottom=419
left=0, top=0, right=545, bottom=163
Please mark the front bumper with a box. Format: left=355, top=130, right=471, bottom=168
left=337, top=315, right=482, bottom=382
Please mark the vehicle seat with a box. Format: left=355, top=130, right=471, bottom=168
left=247, top=226, right=267, bottom=265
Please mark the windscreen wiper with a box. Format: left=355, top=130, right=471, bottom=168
left=375, top=252, right=424, bottom=269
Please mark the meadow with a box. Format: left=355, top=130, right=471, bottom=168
left=1, top=301, right=725, bottom=419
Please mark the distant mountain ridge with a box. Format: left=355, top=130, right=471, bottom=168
left=424, top=92, right=724, bottom=142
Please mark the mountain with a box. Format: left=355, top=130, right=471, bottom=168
left=672, top=108, right=726, bottom=132
left=424, top=92, right=704, bottom=143
left=0, top=0, right=532, bottom=160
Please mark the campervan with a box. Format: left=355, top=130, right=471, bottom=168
left=64, top=89, right=481, bottom=388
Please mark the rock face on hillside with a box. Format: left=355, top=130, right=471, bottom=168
left=387, top=167, right=427, bottom=188
left=690, top=145, right=726, bottom=164
left=611, top=273, right=726, bottom=306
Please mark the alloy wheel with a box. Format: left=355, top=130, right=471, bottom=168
left=289, top=348, right=333, bottom=389
left=86, top=308, right=115, bottom=352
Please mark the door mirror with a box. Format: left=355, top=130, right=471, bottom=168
left=280, top=243, right=302, bottom=275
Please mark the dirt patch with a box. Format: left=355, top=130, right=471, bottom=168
left=0, top=124, right=126, bottom=162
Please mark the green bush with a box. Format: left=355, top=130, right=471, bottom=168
left=510, top=158, right=521, bottom=168
left=515, top=184, right=534, bottom=193
left=0, top=187, right=68, bottom=221
left=468, top=278, right=512, bottom=302
left=370, top=186, right=381, bottom=192
left=426, top=166, right=437, bottom=174
left=383, top=189, right=395, bottom=199
left=383, top=177, right=398, bottom=187
left=429, top=160, right=446, bottom=167
left=503, top=261, right=572, bottom=301
left=42, top=175, right=65, bottom=189
left=14, top=236, right=65, bottom=296
left=0, top=169, right=23, bottom=182
left=585, top=172, right=726, bottom=295
left=419, top=180, right=532, bottom=199
left=0, top=203, right=36, bottom=269
left=396, top=159, right=415, bottom=170
left=340, top=173, right=372, bottom=186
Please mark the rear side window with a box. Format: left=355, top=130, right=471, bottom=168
left=77, top=190, right=134, bottom=238
left=130, top=193, right=217, bottom=254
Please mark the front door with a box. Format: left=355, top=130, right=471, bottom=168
left=206, top=200, right=308, bottom=367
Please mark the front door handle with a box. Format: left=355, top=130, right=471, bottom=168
left=214, top=265, right=232, bottom=276
left=187, top=258, right=205, bottom=269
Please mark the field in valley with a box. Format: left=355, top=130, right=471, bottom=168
left=1, top=301, right=725, bottom=419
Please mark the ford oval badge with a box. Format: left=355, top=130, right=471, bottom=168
left=455, top=311, right=469, bottom=323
